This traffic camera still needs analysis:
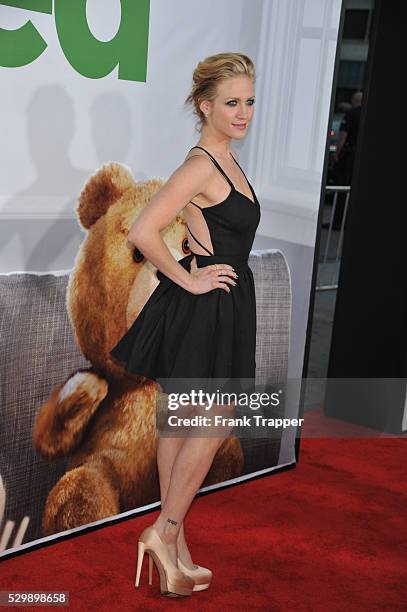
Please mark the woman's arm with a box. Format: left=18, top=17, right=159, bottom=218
left=128, top=156, right=236, bottom=294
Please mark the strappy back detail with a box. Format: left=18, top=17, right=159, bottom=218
left=185, top=223, right=214, bottom=256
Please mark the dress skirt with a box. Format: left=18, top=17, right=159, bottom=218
left=110, top=252, right=256, bottom=396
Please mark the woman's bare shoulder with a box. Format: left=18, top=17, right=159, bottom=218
left=184, top=147, right=211, bottom=163
left=162, top=149, right=214, bottom=195
left=180, top=148, right=216, bottom=177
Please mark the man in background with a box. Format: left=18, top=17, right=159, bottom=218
left=327, top=90, right=363, bottom=229
left=335, top=90, right=363, bottom=182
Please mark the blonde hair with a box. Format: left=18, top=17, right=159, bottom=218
left=184, top=52, right=256, bottom=132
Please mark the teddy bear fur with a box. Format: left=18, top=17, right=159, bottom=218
left=32, top=162, right=244, bottom=536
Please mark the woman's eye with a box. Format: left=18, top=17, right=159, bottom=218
left=227, top=99, right=255, bottom=106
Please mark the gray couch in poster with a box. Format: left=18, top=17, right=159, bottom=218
left=0, top=249, right=291, bottom=551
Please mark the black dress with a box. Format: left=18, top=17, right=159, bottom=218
left=110, top=146, right=261, bottom=395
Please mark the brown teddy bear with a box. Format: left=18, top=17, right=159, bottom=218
left=32, top=163, right=244, bottom=536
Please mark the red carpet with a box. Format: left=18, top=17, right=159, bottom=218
left=1, top=438, right=406, bottom=611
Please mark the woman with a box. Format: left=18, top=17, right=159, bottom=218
left=110, top=52, right=260, bottom=597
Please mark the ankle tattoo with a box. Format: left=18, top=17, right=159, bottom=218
left=167, top=518, right=178, bottom=526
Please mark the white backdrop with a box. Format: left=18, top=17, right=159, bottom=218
left=1, top=0, right=341, bottom=236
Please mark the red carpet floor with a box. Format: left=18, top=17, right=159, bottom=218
left=1, top=438, right=406, bottom=611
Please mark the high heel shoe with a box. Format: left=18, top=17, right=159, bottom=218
left=177, top=557, right=213, bottom=591
left=135, top=525, right=194, bottom=597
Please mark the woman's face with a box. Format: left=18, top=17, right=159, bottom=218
left=202, top=75, right=255, bottom=140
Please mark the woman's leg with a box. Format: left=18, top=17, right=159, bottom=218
left=157, top=438, right=194, bottom=569
left=157, top=436, right=195, bottom=567
left=154, top=428, right=231, bottom=565
left=156, top=392, right=201, bottom=568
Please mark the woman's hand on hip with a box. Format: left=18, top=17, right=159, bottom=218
left=188, top=256, right=238, bottom=295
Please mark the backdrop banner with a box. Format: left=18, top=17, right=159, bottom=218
left=0, top=0, right=341, bottom=556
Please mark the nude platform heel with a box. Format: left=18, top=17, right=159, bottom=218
left=177, top=557, right=213, bottom=591
left=134, top=525, right=194, bottom=597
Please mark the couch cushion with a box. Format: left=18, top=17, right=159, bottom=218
left=0, top=272, right=90, bottom=546
left=250, top=249, right=291, bottom=386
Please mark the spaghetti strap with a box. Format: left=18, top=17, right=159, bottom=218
left=186, top=223, right=214, bottom=256
left=189, top=146, right=235, bottom=190
left=230, top=152, right=249, bottom=182
left=230, top=151, right=255, bottom=203
left=189, top=200, right=203, bottom=210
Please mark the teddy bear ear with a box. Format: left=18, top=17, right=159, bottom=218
left=76, top=162, right=135, bottom=229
